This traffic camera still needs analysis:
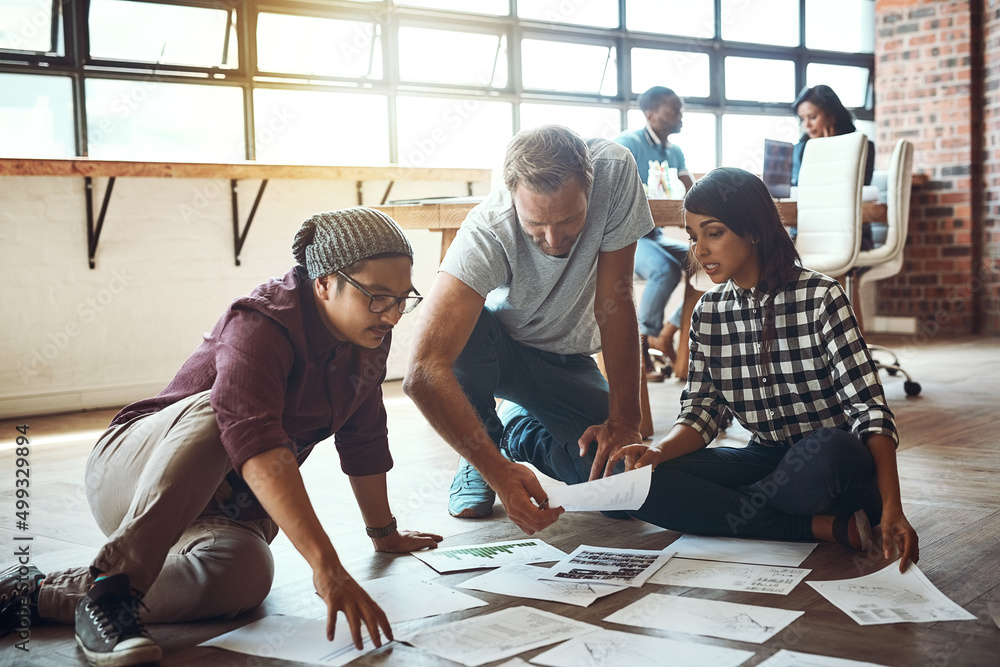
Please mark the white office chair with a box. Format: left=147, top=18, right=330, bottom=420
left=795, top=132, right=868, bottom=281
left=854, top=139, right=920, bottom=396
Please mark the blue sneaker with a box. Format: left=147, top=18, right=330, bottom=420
left=448, top=458, right=496, bottom=518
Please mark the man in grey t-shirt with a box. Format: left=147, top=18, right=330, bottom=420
left=404, top=125, right=654, bottom=534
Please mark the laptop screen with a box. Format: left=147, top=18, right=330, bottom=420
left=762, top=139, right=794, bottom=199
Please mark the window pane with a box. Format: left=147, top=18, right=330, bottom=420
left=631, top=48, right=710, bottom=99
left=0, top=73, right=74, bottom=157
left=520, top=104, right=621, bottom=142
left=806, top=0, right=874, bottom=53
left=89, top=0, right=236, bottom=68
left=627, top=108, right=717, bottom=174
left=395, top=0, right=509, bottom=15
left=0, top=0, right=60, bottom=53
left=725, top=57, right=795, bottom=103
left=806, top=63, right=871, bottom=108
left=521, top=39, right=617, bottom=96
left=625, top=0, right=715, bottom=38
left=721, top=114, right=800, bottom=174
left=518, top=0, right=618, bottom=28
left=396, top=96, right=512, bottom=169
left=85, top=79, right=244, bottom=161
left=721, top=0, right=799, bottom=47
left=398, top=28, right=506, bottom=87
left=253, top=90, right=389, bottom=166
left=257, top=13, right=382, bottom=79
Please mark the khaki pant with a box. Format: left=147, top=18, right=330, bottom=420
left=38, top=391, right=278, bottom=624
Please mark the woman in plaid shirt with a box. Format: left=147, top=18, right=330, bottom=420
left=609, top=167, right=919, bottom=572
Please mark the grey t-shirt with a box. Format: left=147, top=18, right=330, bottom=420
left=439, top=139, right=654, bottom=355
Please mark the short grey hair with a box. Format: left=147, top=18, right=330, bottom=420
left=502, top=125, right=594, bottom=195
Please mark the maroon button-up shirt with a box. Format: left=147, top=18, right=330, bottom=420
left=112, top=266, right=393, bottom=483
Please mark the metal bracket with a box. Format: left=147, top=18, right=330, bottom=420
left=231, top=178, right=268, bottom=266
left=85, top=176, right=116, bottom=269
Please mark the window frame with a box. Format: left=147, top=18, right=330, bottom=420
left=0, top=0, right=875, bottom=166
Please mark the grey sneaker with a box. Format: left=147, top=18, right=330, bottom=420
left=75, top=573, right=161, bottom=666
left=448, top=458, right=496, bottom=518
left=1, top=564, right=44, bottom=637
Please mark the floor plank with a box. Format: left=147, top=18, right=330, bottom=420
left=1, top=335, right=999, bottom=666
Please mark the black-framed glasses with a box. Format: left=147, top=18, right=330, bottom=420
left=336, top=271, right=423, bottom=314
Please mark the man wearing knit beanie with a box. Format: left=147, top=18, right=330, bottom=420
left=406, top=125, right=651, bottom=534
left=12, top=207, right=441, bottom=667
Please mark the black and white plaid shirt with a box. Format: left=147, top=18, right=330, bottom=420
left=677, top=269, right=898, bottom=448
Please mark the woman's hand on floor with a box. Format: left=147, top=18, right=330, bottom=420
left=879, top=504, right=919, bottom=572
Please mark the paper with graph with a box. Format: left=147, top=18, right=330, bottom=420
left=544, top=464, right=651, bottom=512
left=530, top=628, right=755, bottom=667
left=806, top=562, right=976, bottom=625
left=604, top=593, right=803, bottom=643
left=649, top=557, right=811, bottom=595
left=410, top=538, right=566, bottom=573
left=537, top=545, right=674, bottom=588
left=457, top=563, right=626, bottom=607
left=405, top=605, right=597, bottom=667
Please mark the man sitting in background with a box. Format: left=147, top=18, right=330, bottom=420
left=615, top=86, right=696, bottom=379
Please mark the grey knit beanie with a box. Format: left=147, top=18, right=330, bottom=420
left=292, top=207, right=413, bottom=279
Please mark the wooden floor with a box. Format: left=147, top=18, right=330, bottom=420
left=2, top=334, right=999, bottom=667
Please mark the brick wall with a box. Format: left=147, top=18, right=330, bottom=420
left=984, top=0, right=1000, bottom=332
left=874, top=0, right=996, bottom=335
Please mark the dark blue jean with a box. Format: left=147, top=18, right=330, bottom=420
left=629, top=427, right=883, bottom=540
left=452, top=308, right=610, bottom=485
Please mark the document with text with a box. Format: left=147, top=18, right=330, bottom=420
left=543, top=465, right=651, bottom=512
left=537, top=545, right=673, bottom=588
left=605, top=593, right=803, bottom=643
left=405, top=605, right=598, bottom=667
left=457, top=563, right=626, bottom=607
left=807, top=562, right=976, bottom=625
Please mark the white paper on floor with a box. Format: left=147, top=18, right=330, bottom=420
left=604, top=592, right=803, bottom=643
left=198, top=614, right=378, bottom=666
left=411, top=538, right=566, bottom=573
left=754, top=649, right=891, bottom=666
left=648, top=557, right=811, bottom=595
left=405, top=605, right=598, bottom=667
left=806, top=562, right=976, bottom=625
left=537, top=545, right=674, bottom=588
left=361, top=575, right=488, bottom=621
left=543, top=464, right=652, bottom=512
left=457, top=563, right=626, bottom=607
left=668, top=534, right=818, bottom=567
left=529, top=628, right=754, bottom=667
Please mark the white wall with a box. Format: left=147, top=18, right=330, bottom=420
left=0, top=174, right=484, bottom=418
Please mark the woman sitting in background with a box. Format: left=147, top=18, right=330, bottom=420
left=609, top=167, right=918, bottom=573
left=791, top=84, right=875, bottom=187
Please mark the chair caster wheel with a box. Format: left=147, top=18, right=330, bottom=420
left=904, top=381, right=921, bottom=396
left=887, top=368, right=899, bottom=376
